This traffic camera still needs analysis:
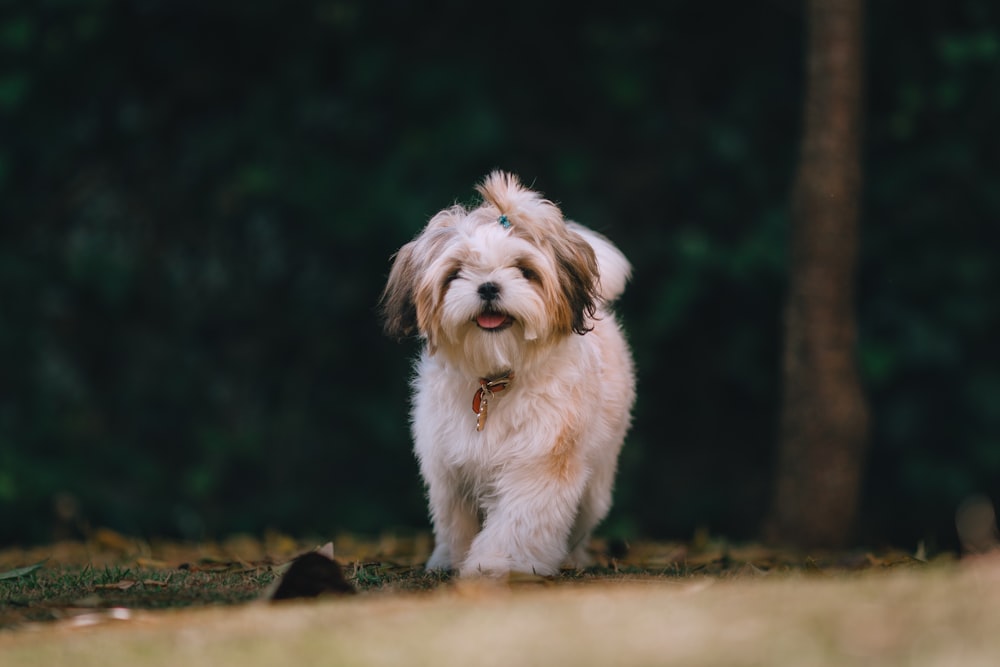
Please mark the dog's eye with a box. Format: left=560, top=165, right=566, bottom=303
left=517, top=265, right=539, bottom=283
left=443, top=268, right=461, bottom=286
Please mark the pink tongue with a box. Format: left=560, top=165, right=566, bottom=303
left=477, top=313, right=509, bottom=329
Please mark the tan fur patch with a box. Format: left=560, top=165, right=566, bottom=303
left=549, top=425, right=580, bottom=482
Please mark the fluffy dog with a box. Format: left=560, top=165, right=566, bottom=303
left=382, top=171, right=635, bottom=576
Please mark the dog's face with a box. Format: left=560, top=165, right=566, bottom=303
left=382, top=172, right=600, bottom=373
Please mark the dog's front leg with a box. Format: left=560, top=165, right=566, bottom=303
left=459, top=468, right=585, bottom=577
left=423, top=468, right=480, bottom=572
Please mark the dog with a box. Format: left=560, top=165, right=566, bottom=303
left=381, top=171, right=635, bottom=576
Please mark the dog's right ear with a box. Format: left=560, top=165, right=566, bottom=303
left=380, top=241, right=420, bottom=340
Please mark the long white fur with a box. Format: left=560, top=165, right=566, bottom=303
left=385, top=172, right=635, bottom=576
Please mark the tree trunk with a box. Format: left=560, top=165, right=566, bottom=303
left=764, top=0, right=869, bottom=548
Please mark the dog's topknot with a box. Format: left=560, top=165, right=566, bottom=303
left=475, top=170, right=526, bottom=212
left=475, top=170, right=565, bottom=238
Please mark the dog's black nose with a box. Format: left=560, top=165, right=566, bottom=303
left=478, top=282, right=500, bottom=301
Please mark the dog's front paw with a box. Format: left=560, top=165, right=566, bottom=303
left=458, top=553, right=515, bottom=578
left=459, top=549, right=559, bottom=578
left=564, top=542, right=595, bottom=569
left=425, top=545, right=454, bottom=572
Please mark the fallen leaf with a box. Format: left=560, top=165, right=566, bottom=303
left=95, top=580, right=138, bottom=591
left=141, top=579, right=170, bottom=587
left=0, top=560, right=46, bottom=580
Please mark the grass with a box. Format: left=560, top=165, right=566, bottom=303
left=2, top=533, right=998, bottom=666
left=1, top=565, right=277, bottom=626
left=0, top=531, right=454, bottom=628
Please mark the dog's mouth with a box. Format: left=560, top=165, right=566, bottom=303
left=475, top=311, right=514, bottom=332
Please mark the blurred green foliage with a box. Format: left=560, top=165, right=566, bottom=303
left=0, top=0, right=997, bottom=550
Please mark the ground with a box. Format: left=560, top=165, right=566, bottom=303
left=2, top=531, right=999, bottom=666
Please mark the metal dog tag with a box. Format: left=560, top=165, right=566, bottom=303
left=476, top=393, right=489, bottom=431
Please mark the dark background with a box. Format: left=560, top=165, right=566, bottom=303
left=1, top=0, right=997, bottom=551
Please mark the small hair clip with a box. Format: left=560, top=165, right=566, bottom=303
left=497, top=214, right=511, bottom=229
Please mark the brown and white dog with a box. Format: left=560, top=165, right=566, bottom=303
left=382, top=171, right=635, bottom=576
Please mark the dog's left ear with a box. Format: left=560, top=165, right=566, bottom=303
left=553, top=231, right=600, bottom=335
left=380, top=241, right=420, bottom=340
